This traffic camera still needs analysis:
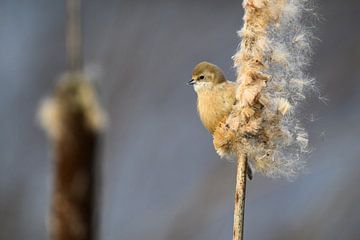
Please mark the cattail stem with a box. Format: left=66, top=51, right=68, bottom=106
left=232, top=153, right=247, bottom=240
left=66, top=0, right=82, bottom=73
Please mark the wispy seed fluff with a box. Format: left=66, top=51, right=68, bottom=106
left=213, top=0, right=317, bottom=178
left=39, top=73, right=106, bottom=140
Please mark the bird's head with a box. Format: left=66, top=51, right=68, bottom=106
left=188, top=61, right=226, bottom=92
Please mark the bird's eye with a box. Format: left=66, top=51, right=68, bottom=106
left=199, top=75, right=205, bottom=80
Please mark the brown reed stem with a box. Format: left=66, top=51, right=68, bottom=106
left=232, top=153, right=247, bottom=240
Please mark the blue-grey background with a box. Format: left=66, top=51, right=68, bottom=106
left=1, top=0, right=360, bottom=239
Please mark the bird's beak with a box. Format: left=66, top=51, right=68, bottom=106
left=187, top=79, right=195, bottom=86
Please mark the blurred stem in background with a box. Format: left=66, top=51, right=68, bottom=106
left=66, top=0, right=82, bottom=73
left=39, top=0, right=105, bottom=239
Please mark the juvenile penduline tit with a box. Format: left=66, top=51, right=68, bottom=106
left=188, top=61, right=253, bottom=179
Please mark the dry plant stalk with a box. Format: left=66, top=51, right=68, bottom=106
left=66, top=0, right=82, bottom=72
left=40, top=74, right=105, bottom=240
left=213, top=0, right=317, bottom=239
left=39, top=0, right=105, bottom=239
left=232, top=154, right=247, bottom=240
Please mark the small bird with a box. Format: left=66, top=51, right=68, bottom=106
left=189, top=61, right=253, bottom=179
left=188, top=61, right=236, bottom=134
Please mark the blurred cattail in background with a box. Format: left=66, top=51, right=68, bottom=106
left=212, top=0, right=318, bottom=239
left=39, top=73, right=105, bottom=240
left=38, top=0, right=105, bottom=239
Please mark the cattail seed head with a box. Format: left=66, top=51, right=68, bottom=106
left=213, top=0, right=317, bottom=179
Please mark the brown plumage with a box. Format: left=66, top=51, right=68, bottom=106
left=189, top=61, right=236, bottom=134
